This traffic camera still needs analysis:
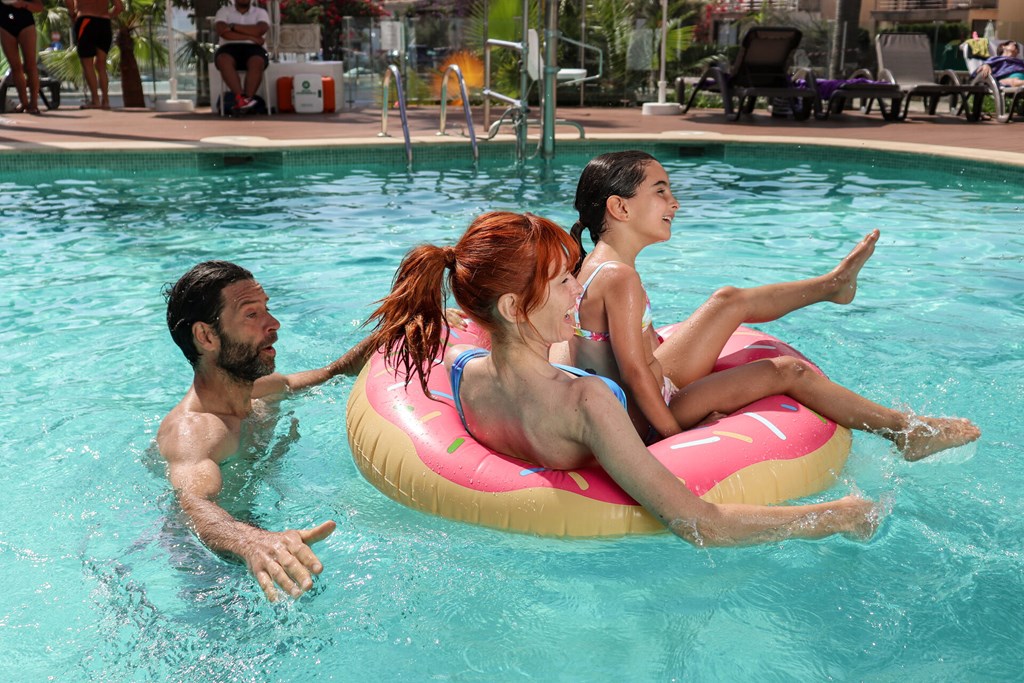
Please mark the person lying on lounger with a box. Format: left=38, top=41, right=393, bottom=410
left=972, top=40, right=1024, bottom=87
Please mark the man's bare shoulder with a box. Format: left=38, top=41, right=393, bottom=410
left=157, top=397, right=240, bottom=465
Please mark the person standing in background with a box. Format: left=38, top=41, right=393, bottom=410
left=1, top=0, right=43, bottom=114
left=66, top=0, right=122, bottom=109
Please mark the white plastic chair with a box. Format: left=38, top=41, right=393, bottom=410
left=216, top=69, right=272, bottom=116
left=961, top=38, right=1024, bottom=123
left=526, top=29, right=589, bottom=85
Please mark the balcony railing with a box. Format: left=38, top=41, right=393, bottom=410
left=873, top=0, right=997, bottom=10
left=707, top=0, right=806, bottom=12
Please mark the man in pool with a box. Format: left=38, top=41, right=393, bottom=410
left=158, top=261, right=374, bottom=602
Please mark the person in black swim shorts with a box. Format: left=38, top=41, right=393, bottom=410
left=66, top=0, right=122, bottom=109
left=0, top=0, right=43, bottom=114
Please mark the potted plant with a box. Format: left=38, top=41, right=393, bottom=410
left=278, top=0, right=323, bottom=55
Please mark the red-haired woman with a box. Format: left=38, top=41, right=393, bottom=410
left=367, top=211, right=879, bottom=547
left=0, top=0, right=43, bottom=114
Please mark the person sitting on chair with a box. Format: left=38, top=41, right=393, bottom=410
left=972, top=40, right=1024, bottom=87
left=213, top=0, right=270, bottom=115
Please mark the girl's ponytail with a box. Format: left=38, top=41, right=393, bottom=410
left=569, top=221, right=588, bottom=273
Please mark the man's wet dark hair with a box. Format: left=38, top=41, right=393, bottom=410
left=164, top=260, right=254, bottom=367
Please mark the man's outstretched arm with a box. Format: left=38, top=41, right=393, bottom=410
left=164, top=417, right=335, bottom=601
left=255, top=334, right=377, bottom=397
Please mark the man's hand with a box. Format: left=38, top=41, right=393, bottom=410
left=242, top=520, right=337, bottom=601
left=323, top=335, right=376, bottom=379
left=444, top=308, right=469, bottom=331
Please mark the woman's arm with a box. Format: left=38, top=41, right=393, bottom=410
left=574, top=386, right=878, bottom=545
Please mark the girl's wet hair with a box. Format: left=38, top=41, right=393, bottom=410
left=164, top=260, right=254, bottom=367
left=367, top=211, right=581, bottom=396
left=569, top=150, right=657, bottom=270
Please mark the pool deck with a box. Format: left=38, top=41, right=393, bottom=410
left=2, top=103, right=1024, bottom=165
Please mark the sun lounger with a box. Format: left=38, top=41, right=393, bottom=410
left=960, top=40, right=1024, bottom=123
left=0, top=66, right=61, bottom=113
left=798, top=68, right=904, bottom=121
left=874, top=32, right=987, bottom=122
left=681, top=26, right=817, bottom=121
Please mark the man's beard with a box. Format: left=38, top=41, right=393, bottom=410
left=216, top=331, right=275, bottom=383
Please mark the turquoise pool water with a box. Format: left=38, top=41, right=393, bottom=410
left=2, top=147, right=1021, bottom=680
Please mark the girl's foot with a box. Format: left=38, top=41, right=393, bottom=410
left=827, top=229, right=880, bottom=305
left=896, top=416, right=981, bottom=461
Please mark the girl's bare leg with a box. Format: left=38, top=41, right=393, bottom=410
left=657, top=230, right=880, bottom=388
left=669, top=356, right=980, bottom=460
left=0, top=31, right=28, bottom=109
left=20, top=29, right=39, bottom=110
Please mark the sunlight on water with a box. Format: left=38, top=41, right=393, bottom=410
left=1, top=149, right=1021, bottom=680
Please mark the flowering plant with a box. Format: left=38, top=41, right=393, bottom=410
left=279, top=0, right=323, bottom=24
left=321, top=0, right=388, bottom=27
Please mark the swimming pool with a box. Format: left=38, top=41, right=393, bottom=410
left=2, top=145, right=1021, bottom=680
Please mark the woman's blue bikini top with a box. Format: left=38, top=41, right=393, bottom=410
left=449, top=347, right=628, bottom=435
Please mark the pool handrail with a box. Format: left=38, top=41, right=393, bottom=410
left=437, top=64, right=479, bottom=164
left=379, top=64, right=412, bottom=166
left=482, top=35, right=530, bottom=162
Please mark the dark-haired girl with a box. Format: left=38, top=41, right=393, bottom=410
left=569, top=151, right=979, bottom=460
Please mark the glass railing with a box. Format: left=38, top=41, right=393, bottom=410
left=873, top=0, right=997, bottom=10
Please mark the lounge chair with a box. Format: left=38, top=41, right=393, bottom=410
left=0, top=66, right=62, bottom=113
left=681, top=26, right=817, bottom=121
left=799, top=68, right=904, bottom=121
left=960, top=39, right=1024, bottom=123
left=993, top=79, right=1024, bottom=123
left=873, top=32, right=987, bottom=121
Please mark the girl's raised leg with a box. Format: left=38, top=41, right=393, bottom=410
left=657, top=230, right=880, bottom=388
left=668, top=356, right=980, bottom=460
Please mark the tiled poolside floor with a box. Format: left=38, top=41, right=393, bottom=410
left=1, top=103, right=1022, bottom=164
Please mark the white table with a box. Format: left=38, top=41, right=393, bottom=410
left=208, top=60, right=345, bottom=113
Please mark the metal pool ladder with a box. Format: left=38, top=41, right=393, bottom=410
left=437, top=64, right=479, bottom=164
left=379, top=65, right=412, bottom=166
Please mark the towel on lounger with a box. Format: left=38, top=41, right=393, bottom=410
left=966, top=38, right=992, bottom=59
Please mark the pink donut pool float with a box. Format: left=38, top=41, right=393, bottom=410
left=346, top=323, right=851, bottom=537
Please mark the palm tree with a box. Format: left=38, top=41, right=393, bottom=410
left=114, top=0, right=166, bottom=107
